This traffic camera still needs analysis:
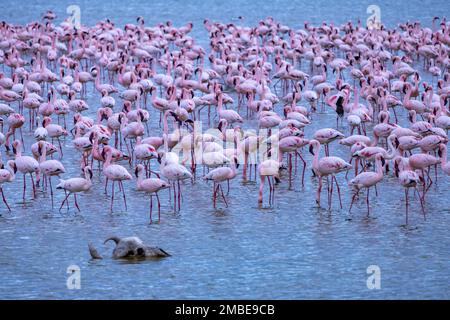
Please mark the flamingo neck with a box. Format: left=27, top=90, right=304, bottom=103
left=375, top=158, right=384, bottom=176
left=382, top=96, right=388, bottom=112
left=403, top=86, right=412, bottom=104
left=441, top=147, right=448, bottom=168
left=372, top=132, right=379, bottom=147
left=136, top=170, right=144, bottom=187
left=386, top=137, right=398, bottom=159
left=93, top=135, right=100, bottom=154
left=7, top=163, right=15, bottom=180
left=15, top=146, right=22, bottom=158
left=353, top=87, right=359, bottom=108
left=163, top=111, right=170, bottom=152
left=217, top=93, right=223, bottom=113
left=84, top=170, right=91, bottom=183
left=440, top=98, right=447, bottom=115
left=312, top=144, right=320, bottom=171
left=104, top=150, right=112, bottom=168
left=167, top=57, right=172, bottom=76
left=39, top=144, right=47, bottom=163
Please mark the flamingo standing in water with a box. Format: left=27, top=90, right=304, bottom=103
left=135, top=164, right=170, bottom=223
left=258, top=153, right=281, bottom=207
left=160, top=110, right=193, bottom=212
left=12, top=140, right=39, bottom=201
left=102, top=145, right=132, bottom=212
left=278, top=136, right=309, bottom=188
left=393, top=156, right=423, bottom=224
left=56, top=166, right=93, bottom=212
left=204, top=155, right=239, bottom=208
left=309, top=139, right=352, bottom=210
left=42, top=116, right=68, bottom=158
left=348, top=154, right=385, bottom=216
left=0, top=159, right=17, bottom=211
left=160, top=153, right=193, bottom=213
left=37, top=140, right=66, bottom=208
left=408, top=153, right=441, bottom=198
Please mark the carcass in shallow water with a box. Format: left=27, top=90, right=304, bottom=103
left=88, top=236, right=171, bottom=259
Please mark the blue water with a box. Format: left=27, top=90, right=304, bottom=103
left=0, top=0, right=449, bottom=299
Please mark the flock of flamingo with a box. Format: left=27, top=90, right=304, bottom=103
left=0, top=11, right=449, bottom=226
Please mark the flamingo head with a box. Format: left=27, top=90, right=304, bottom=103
left=308, top=140, right=319, bottom=155
left=84, top=166, right=93, bottom=180
left=8, top=161, right=17, bottom=174
left=134, top=164, right=145, bottom=177
left=101, top=145, right=112, bottom=160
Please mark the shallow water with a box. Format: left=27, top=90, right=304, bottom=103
left=0, top=0, right=449, bottom=299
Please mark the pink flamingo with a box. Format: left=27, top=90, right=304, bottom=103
left=102, top=145, right=132, bottom=212
left=348, top=154, right=385, bottom=216
left=408, top=153, right=441, bottom=197
left=309, top=139, right=352, bottom=209
left=12, top=140, right=39, bottom=201
left=204, top=156, right=239, bottom=208
left=42, top=116, right=68, bottom=157
left=37, top=141, right=66, bottom=208
left=258, top=158, right=281, bottom=207
left=135, top=164, right=170, bottom=223
left=216, top=90, right=243, bottom=126
left=393, top=156, right=423, bottom=224
left=133, top=137, right=159, bottom=177
left=160, top=110, right=193, bottom=212
left=56, top=166, right=93, bottom=212
left=313, top=128, right=344, bottom=156
left=278, top=136, right=309, bottom=188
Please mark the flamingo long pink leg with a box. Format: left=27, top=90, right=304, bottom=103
left=156, top=193, right=161, bottom=222
left=49, top=176, right=54, bottom=208
left=120, top=181, right=127, bottom=210
left=405, top=188, right=409, bottom=225
left=22, top=174, right=26, bottom=201
left=349, top=191, right=358, bottom=213
left=110, top=181, right=115, bottom=212
left=218, top=184, right=228, bottom=207
left=267, top=176, right=272, bottom=206
left=271, top=177, right=275, bottom=205
left=258, top=175, right=265, bottom=207
left=73, top=193, right=80, bottom=212
left=288, top=154, right=292, bottom=190
left=213, top=182, right=217, bottom=208
left=59, top=192, right=72, bottom=211
left=333, top=176, right=343, bottom=209
left=172, top=182, right=176, bottom=212
left=328, top=176, right=333, bottom=210
left=296, top=151, right=306, bottom=187
left=104, top=178, right=109, bottom=195
left=177, top=180, right=181, bottom=212
left=316, top=176, right=322, bottom=207
left=1, top=188, right=11, bottom=211
left=149, top=195, right=153, bottom=223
